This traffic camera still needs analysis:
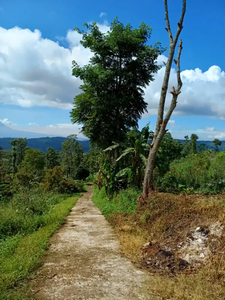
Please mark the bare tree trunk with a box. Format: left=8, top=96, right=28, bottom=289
left=142, top=0, right=186, bottom=201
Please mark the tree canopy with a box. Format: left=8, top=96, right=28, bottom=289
left=71, top=18, right=163, bottom=149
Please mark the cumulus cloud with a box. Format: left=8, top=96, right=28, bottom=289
left=144, top=63, right=225, bottom=119
left=0, top=118, right=16, bottom=126
left=29, top=122, right=38, bottom=126
left=0, top=25, right=112, bottom=110
left=168, top=120, right=176, bottom=127
left=0, top=25, right=224, bottom=121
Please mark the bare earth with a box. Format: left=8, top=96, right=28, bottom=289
left=30, top=186, right=153, bottom=300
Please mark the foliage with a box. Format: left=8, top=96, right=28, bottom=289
left=0, top=194, right=79, bottom=298
left=213, top=138, right=222, bottom=152
left=155, top=132, right=182, bottom=175
left=9, top=138, right=27, bottom=173
left=157, top=151, right=225, bottom=193
left=46, top=147, right=59, bottom=169
left=13, top=148, right=45, bottom=190
left=92, top=185, right=139, bottom=218
left=42, top=166, right=86, bottom=194
left=71, top=18, right=163, bottom=148
left=61, top=135, right=83, bottom=178
left=115, top=125, right=151, bottom=188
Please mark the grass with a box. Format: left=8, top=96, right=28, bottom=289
left=93, top=185, right=225, bottom=299
left=0, top=194, right=79, bottom=299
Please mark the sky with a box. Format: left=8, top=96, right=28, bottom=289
left=0, top=0, right=224, bottom=140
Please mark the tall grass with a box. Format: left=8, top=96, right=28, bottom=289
left=0, top=192, right=79, bottom=299
left=92, top=185, right=139, bottom=218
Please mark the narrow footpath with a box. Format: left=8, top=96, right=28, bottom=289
left=30, top=186, right=153, bottom=300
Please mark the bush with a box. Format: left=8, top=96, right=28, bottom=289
left=42, top=166, right=86, bottom=194
left=157, top=151, right=225, bottom=193
left=92, top=185, right=139, bottom=218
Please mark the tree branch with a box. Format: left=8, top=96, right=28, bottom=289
left=176, top=39, right=183, bottom=91
left=173, top=0, right=186, bottom=45
left=164, top=0, right=173, bottom=42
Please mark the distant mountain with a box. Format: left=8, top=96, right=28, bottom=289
left=0, top=137, right=90, bottom=153
left=0, top=122, right=52, bottom=138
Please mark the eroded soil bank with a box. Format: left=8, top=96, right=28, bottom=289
left=30, top=187, right=153, bottom=300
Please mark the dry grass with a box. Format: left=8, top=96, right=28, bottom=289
left=107, top=192, right=225, bottom=300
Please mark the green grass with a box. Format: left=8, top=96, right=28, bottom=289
left=92, top=185, right=139, bottom=218
left=0, top=195, right=79, bottom=299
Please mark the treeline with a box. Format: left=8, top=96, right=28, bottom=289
left=0, top=134, right=95, bottom=199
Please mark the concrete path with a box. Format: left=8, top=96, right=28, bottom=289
left=31, top=186, right=152, bottom=300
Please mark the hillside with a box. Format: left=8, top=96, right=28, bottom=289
left=0, top=137, right=90, bottom=152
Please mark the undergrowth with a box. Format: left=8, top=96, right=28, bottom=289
left=93, top=186, right=225, bottom=299
left=92, top=185, right=139, bottom=218
left=0, top=192, right=79, bottom=299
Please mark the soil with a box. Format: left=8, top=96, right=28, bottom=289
left=30, top=186, right=153, bottom=300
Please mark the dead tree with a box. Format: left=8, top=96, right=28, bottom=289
left=142, top=0, right=186, bottom=200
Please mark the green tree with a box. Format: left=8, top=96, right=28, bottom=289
left=46, top=147, right=59, bottom=169
left=70, top=18, right=163, bottom=149
left=198, top=143, right=208, bottom=152
left=15, top=148, right=45, bottom=189
left=61, top=135, right=83, bottom=178
left=9, top=138, right=27, bottom=173
left=155, top=132, right=182, bottom=176
left=189, top=134, right=199, bottom=154
left=213, top=138, right=222, bottom=152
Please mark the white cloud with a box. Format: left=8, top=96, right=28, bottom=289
left=0, top=26, right=224, bottom=122
left=144, top=62, right=225, bottom=119
left=29, top=122, right=38, bottom=126
left=168, top=120, right=175, bottom=127
left=34, top=123, right=85, bottom=137
left=0, top=118, right=16, bottom=126
left=0, top=25, right=111, bottom=110
left=205, top=127, right=215, bottom=132
left=100, top=12, right=107, bottom=18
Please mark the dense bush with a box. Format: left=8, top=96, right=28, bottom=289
left=157, top=151, right=225, bottom=193
left=42, top=166, right=86, bottom=194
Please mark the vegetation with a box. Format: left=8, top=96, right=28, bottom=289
left=0, top=191, right=79, bottom=299
left=0, top=1, right=225, bottom=299
left=93, top=187, right=225, bottom=300
left=71, top=18, right=163, bottom=149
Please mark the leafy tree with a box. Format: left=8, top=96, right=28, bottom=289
left=46, top=147, right=59, bottom=169
left=14, top=148, right=45, bottom=189
left=181, top=135, right=189, bottom=156
left=61, top=135, right=83, bottom=178
left=213, top=138, right=222, bottom=152
left=143, top=0, right=186, bottom=199
left=82, top=147, right=102, bottom=175
left=9, top=138, right=27, bottom=173
left=70, top=18, right=163, bottom=149
left=189, top=134, right=199, bottom=154
left=198, top=143, right=208, bottom=152
left=155, top=132, right=182, bottom=176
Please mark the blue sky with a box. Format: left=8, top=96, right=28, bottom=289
left=0, top=0, right=224, bottom=139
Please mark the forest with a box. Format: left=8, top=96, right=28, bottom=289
left=1, top=0, right=225, bottom=299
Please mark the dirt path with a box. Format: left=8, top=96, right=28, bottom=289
left=30, top=186, right=153, bottom=300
